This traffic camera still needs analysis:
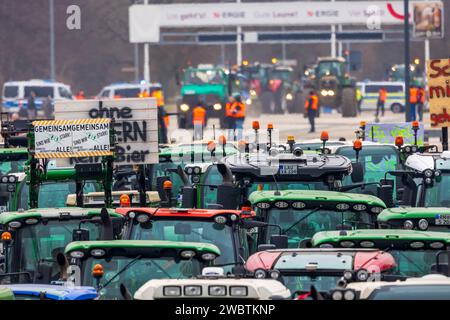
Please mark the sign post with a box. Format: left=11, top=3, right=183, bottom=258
left=427, top=58, right=450, bottom=150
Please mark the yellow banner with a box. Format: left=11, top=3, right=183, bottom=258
left=427, top=58, right=450, bottom=128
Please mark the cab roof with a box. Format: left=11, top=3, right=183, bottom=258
left=4, top=284, right=97, bottom=300
left=0, top=207, right=120, bottom=225
left=378, top=207, right=450, bottom=222
left=312, top=229, right=450, bottom=247
left=115, top=207, right=255, bottom=219
left=159, top=144, right=237, bottom=160
left=222, top=153, right=352, bottom=180
left=0, top=148, right=28, bottom=155
left=65, top=240, right=220, bottom=256
left=249, top=190, right=386, bottom=207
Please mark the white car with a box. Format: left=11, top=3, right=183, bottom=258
left=2, top=79, right=72, bottom=115
left=97, top=82, right=162, bottom=99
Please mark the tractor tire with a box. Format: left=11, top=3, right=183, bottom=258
left=260, top=91, right=274, bottom=114
left=391, top=103, right=403, bottom=113
left=341, top=87, right=357, bottom=118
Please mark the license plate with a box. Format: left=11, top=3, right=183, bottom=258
left=435, top=214, right=450, bottom=225
left=279, top=165, right=297, bottom=175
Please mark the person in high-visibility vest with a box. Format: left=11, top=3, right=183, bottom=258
left=356, top=88, right=362, bottom=115
left=410, top=85, right=419, bottom=121
left=192, top=101, right=207, bottom=140
left=230, top=95, right=246, bottom=140
left=417, top=86, right=426, bottom=122
left=304, top=90, right=319, bottom=133
left=151, top=89, right=168, bottom=144
left=375, top=87, right=387, bottom=118
left=75, top=90, right=85, bottom=100
left=225, top=96, right=236, bottom=130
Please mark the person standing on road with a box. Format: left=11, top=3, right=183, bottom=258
left=42, top=95, right=53, bottom=119
left=225, top=96, right=236, bottom=139
left=417, top=86, right=426, bottom=122
left=27, top=91, right=37, bottom=120
left=230, top=95, right=246, bottom=140
left=356, top=87, right=363, bottom=115
left=192, top=100, right=207, bottom=141
left=304, top=90, right=319, bottom=133
left=409, top=85, right=419, bottom=121
left=375, top=87, right=387, bottom=118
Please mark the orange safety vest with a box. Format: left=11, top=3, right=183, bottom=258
left=231, top=102, right=246, bottom=118
left=152, top=90, right=165, bottom=106
left=379, top=89, right=387, bottom=102
left=418, top=88, right=426, bottom=104
left=192, top=106, right=206, bottom=125
left=304, top=95, right=319, bottom=110
left=410, top=87, right=418, bottom=104
left=225, top=102, right=234, bottom=117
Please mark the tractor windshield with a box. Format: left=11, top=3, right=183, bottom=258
left=184, top=69, right=225, bottom=85
left=18, top=181, right=99, bottom=210
left=150, top=162, right=185, bottom=196
left=264, top=208, right=373, bottom=247
left=0, top=153, right=27, bottom=175
left=424, top=173, right=450, bottom=207
left=283, top=275, right=342, bottom=294
left=8, top=220, right=103, bottom=279
left=271, top=69, right=292, bottom=82
left=338, top=146, right=398, bottom=195
left=82, top=255, right=202, bottom=299
left=386, top=249, right=441, bottom=277
left=317, top=61, right=344, bottom=78
left=129, top=219, right=235, bottom=265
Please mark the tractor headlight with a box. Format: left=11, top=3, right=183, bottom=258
left=164, top=286, right=181, bottom=296
left=327, top=90, right=335, bottom=96
left=418, top=219, right=429, bottom=230
left=286, top=93, right=293, bottom=100
left=184, top=286, right=202, bottom=296
left=343, top=290, right=356, bottom=300
left=424, top=169, right=434, bottom=178
left=209, top=286, right=226, bottom=296
left=246, top=98, right=252, bottom=105
left=213, top=103, right=222, bottom=111
left=321, top=90, right=328, bottom=96
left=254, top=269, right=267, bottom=279
left=403, top=220, right=414, bottom=229
left=331, top=290, right=343, bottom=300
left=180, top=104, right=190, bottom=112
left=356, top=269, right=369, bottom=281
left=343, top=270, right=354, bottom=281
left=230, top=286, right=248, bottom=296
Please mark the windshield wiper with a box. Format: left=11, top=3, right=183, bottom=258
left=101, top=255, right=142, bottom=289
left=283, top=208, right=321, bottom=234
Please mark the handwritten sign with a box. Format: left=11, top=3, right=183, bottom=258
left=366, top=122, right=424, bottom=145
left=33, top=119, right=112, bottom=158
left=55, top=98, right=158, bottom=165
left=427, top=59, right=450, bottom=128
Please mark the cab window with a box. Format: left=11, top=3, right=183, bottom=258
left=58, top=87, right=72, bottom=99
left=24, top=86, right=54, bottom=98
left=201, top=166, right=223, bottom=208
left=3, top=86, right=18, bottom=98
left=101, top=90, right=110, bottom=98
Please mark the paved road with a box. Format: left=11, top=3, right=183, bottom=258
left=166, top=110, right=433, bottom=144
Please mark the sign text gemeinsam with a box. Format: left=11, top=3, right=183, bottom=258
left=55, top=98, right=158, bottom=165
left=427, top=59, right=450, bottom=128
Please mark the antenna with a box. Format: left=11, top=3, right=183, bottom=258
left=272, top=174, right=281, bottom=196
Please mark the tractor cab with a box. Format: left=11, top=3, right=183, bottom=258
left=311, top=229, right=450, bottom=278
left=245, top=248, right=396, bottom=299
left=116, top=207, right=256, bottom=272
left=378, top=207, right=450, bottom=233
left=0, top=207, right=124, bottom=284
left=249, top=190, right=386, bottom=248
left=64, top=240, right=220, bottom=300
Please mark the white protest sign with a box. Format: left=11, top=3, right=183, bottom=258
left=55, top=98, right=158, bottom=165
left=33, top=119, right=112, bottom=158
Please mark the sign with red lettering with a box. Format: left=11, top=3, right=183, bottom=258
left=427, top=58, right=450, bottom=128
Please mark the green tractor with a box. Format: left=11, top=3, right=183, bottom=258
left=176, top=65, right=239, bottom=129
left=313, top=57, right=358, bottom=117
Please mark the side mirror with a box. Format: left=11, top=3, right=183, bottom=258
left=100, top=207, right=114, bottom=240
left=271, top=234, right=288, bottom=249
left=181, top=186, right=196, bottom=208
left=351, top=162, right=364, bottom=183
left=378, top=180, right=394, bottom=208
left=156, top=176, right=171, bottom=206
left=120, top=283, right=133, bottom=300
left=257, top=244, right=276, bottom=252
left=73, top=228, right=89, bottom=241
left=299, top=238, right=312, bottom=248
left=216, top=185, right=240, bottom=209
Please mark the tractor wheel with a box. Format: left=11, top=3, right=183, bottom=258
left=341, top=87, right=357, bottom=118
left=260, top=91, right=274, bottom=114
left=391, top=103, right=403, bottom=113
